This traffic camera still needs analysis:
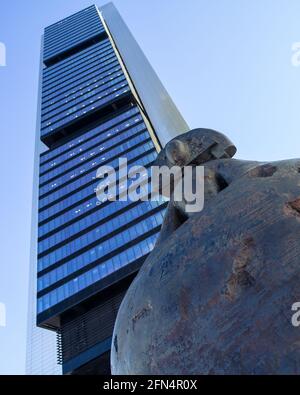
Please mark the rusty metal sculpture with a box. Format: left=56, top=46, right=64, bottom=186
left=111, top=128, right=300, bottom=374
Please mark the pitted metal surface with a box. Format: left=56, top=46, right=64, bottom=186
left=111, top=129, right=300, bottom=374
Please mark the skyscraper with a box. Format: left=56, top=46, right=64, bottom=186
left=30, top=3, right=188, bottom=375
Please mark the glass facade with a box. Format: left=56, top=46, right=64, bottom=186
left=30, top=3, right=187, bottom=375
left=43, top=5, right=106, bottom=65
left=37, top=4, right=166, bottom=320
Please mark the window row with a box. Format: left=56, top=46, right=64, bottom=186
left=43, top=44, right=113, bottom=89
left=39, top=178, right=164, bottom=252
left=43, top=48, right=115, bottom=93
left=39, top=132, right=151, bottom=209
left=43, top=39, right=110, bottom=80
left=38, top=209, right=164, bottom=276
left=44, top=67, right=122, bottom=116
left=40, top=106, right=139, bottom=165
left=44, top=8, right=101, bottom=43
left=42, top=72, right=124, bottom=118
left=42, top=53, right=117, bottom=99
left=44, top=18, right=103, bottom=51
left=38, top=199, right=164, bottom=270
left=41, top=85, right=130, bottom=136
left=42, top=74, right=126, bottom=123
left=42, top=80, right=128, bottom=129
left=37, top=232, right=159, bottom=313
left=44, top=25, right=105, bottom=60
left=39, top=120, right=146, bottom=187
left=38, top=134, right=153, bottom=220
left=38, top=148, right=157, bottom=236
left=40, top=126, right=148, bottom=203
left=39, top=137, right=154, bottom=222
left=42, top=62, right=121, bottom=109
left=43, top=40, right=111, bottom=84
left=45, top=6, right=98, bottom=34
left=42, top=66, right=122, bottom=115
left=40, top=111, right=142, bottom=173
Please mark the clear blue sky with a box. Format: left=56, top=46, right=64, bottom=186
left=0, top=0, right=300, bottom=374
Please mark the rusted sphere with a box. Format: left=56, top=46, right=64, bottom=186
left=111, top=158, right=300, bottom=374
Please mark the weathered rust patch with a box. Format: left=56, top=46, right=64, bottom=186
left=179, top=287, right=190, bottom=321
left=248, top=164, right=277, bottom=178
left=224, top=237, right=256, bottom=301
left=132, top=302, right=152, bottom=330
left=164, top=288, right=192, bottom=343
left=284, top=198, right=300, bottom=220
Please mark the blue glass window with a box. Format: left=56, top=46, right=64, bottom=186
left=40, top=107, right=140, bottom=164
left=37, top=232, right=160, bottom=313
